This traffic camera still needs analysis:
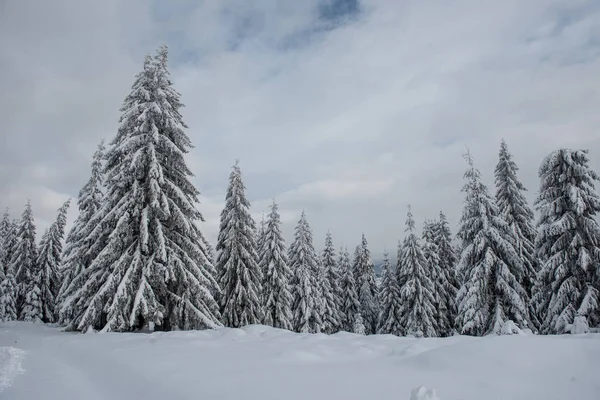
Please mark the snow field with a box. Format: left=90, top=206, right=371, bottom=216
left=1, top=322, right=599, bottom=400
left=0, top=345, right=25, bottom=392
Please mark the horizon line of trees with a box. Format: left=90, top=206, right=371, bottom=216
left=1, top=44, right=599, bottom=337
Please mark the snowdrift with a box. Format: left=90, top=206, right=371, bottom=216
left=1, top=322, right=599, bottom=400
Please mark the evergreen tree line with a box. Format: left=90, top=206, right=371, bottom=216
left=1, top=45, right=599, bottom=336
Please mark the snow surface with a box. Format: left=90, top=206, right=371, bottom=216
left=0, top=346, right=25, bottom=392
left=1, top=322, right=599, bottom=399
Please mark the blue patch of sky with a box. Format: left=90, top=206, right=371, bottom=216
left=149, top=0, right=362, bottom=65
left=319, top=0, right=360, bottom=24
left=550, top=3, right=600, bottom=35
left=524, top=2, right=600, bottom=43
left=542, top=4, right=600, bottom=67
left=277, top=0, right=361, bottom=51
left=148, top=0, right=205, bottom=65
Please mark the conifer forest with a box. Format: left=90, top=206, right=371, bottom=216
left=2, top=45, right=599, bottom=339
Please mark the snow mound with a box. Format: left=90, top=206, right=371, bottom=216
left=500, top=320, right=525, bottom=335
left=0, top=347, right=26, bottom=392
left=219, top=328, right=247, bottom=340
left=410, top=386, right=440, bottom=400
left=569, top=316, right=590, bottom=334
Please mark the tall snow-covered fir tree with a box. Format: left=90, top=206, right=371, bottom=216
left=0, top=209, right=15, bottom=275
left=256, top=214, right=267, bottom=264
left=456, top=152, right=531, bottom=336
left=322, top=232, right=341, bottom=296
left=377, top=250, right=402, bottom=335
left=353, top=313, right=366, bottom=335
left=533, top=149, right=600, bottom=333
left=338, top=247, right=363, bottom=333
left=318, top=257, right=342, bottom=334
left=20, top=274, right=43, bottom=323
left=216, top=161, right=262, bottom=328
left=57, top=140, right=105, bottom=322
left=321, top=232, right=342, bottom=327
left=36, top=200, right=70, bottom=323
left=260, top=201, right=293, bottom=330
left=352, top=244, right=361, bottom=280
left=0, top=213, right=19, bottom=322
left=422, top=219, right=453, bottom=336
left=397, top=207, right=437, bottom=337
left=289, top=211, right=322, bottom=333
left=0, top=266, right=17, bottom=322
left=434, top=211, right=459, bottom=305
left=10, top=201, right=38, bottom=317
left=354, top=234, right=379, bottom=334
left=494, top=139, right=539, bottom=326
left=62, top=46, right=221, bottom=332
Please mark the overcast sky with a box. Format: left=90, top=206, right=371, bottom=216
left=1, top=0, right=600, bottom=259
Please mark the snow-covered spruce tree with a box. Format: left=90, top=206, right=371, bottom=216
left=0, top=267, right=18, bottom=321
left=352, top=244, right=361, bottom=280
left=36, top=199, right=70, bottom=323
left=322, top=232, right=341, bottom=297
left=260, top=201, right=293, bottom=330
left=318, top=259, right=342, bottom=334
left=256, top=214, right=266, bottom=262
left=422, top=220, right=452, bottom=336
left=533, top=149, right=600, bottom=333
left=354, top=234, right=379, bottom=334
left=0, top=210, right=17, bottom=321
left=64, top=46, right=221, bottom=332
left=57, top=140, right=105, bottom=322
left=10, top=201, right=38, bottom=316
left=494, top=140, right=539, bottom=323
left=455, top=152, right=532, bottom=336
left=321, top=232, right=342, bottom=328
left=433, top=211, right=459, bottom=325
left=377, top=250, right=403, bottom=335
left=0, top=209, right=14, bottom=275
left=289, top=211, right=322, bottom=333
left=397, top=207, right=437, bottom=337
left=353, top=313, right=366, bottom=335
left=216, top=161, right=262, bottom=328
left=338, top=247, right=363, bottom=333
left=20, top=275, right=43, bottom=323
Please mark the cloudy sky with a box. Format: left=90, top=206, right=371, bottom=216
left=1, top=0, right=600, bottom=260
